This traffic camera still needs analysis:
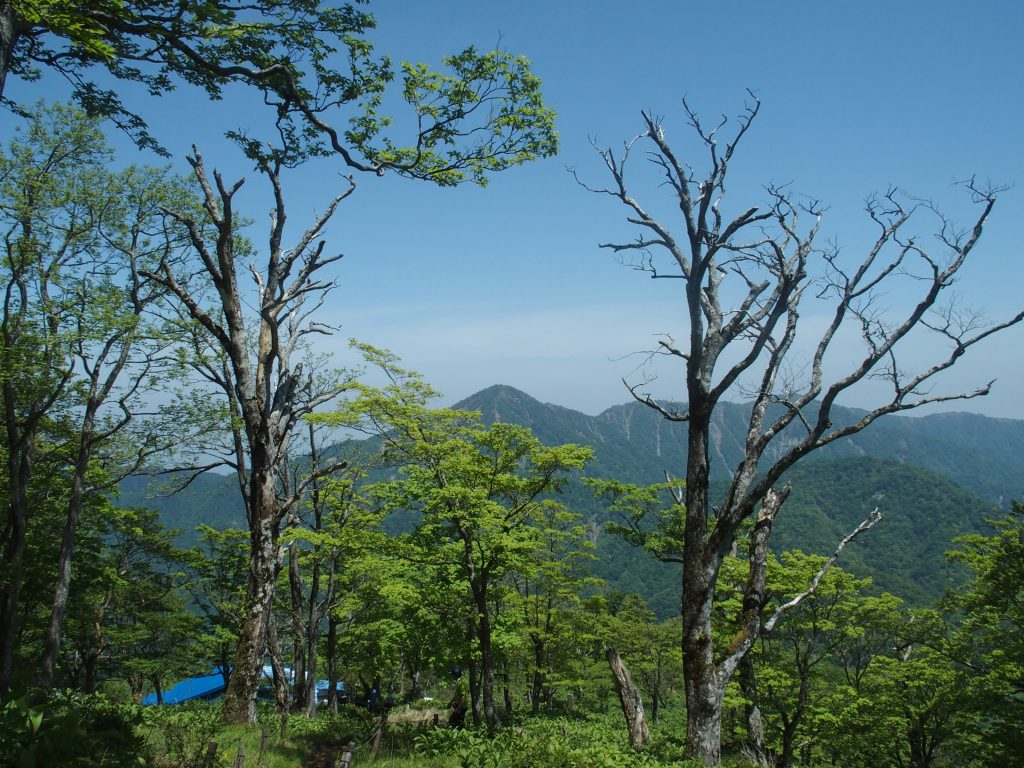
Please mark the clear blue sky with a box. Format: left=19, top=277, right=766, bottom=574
left=13, top=0, right=1024, bottom=417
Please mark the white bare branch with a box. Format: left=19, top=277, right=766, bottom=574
left=763, top=508, right=883, bottom=633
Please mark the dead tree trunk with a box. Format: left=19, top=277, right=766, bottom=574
left=606, top=645, right=650, bottom=749
left=738, top=655, right=767, bottom=761
left=586, top=94, right=1023, bottom=764
left=150, top=148, right=353, bottom=724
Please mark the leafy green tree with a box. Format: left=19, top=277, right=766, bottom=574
left=602, top=593, right=680, bottom=725
left=1, top=1, right=557, bottom=181
left=184, top=525, right=249, bottom=690
left=588, top=479, right=683, bottom=565
left=137, top=10, right=558, bottom=716
left=392, top=421, right=589, bottom=728
left=56, top=504, right=198, bottom=701
left=748, top=553, right=875, bottom=768
left=943, top=504, right=1024, bottom=765
left=512, top=502, right=600, bottom=714
left=823, top=628, right=977, bottom=768
left=0, top=103, right=195, bottom=694
left=99, top=507, right=198, bottom=703
left=328, top=349, right=591, bottom=727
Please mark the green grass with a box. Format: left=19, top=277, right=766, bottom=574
left=14, top=696, right=767, bottom=768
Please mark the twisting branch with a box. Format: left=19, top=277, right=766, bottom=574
left=763, top=508, right=883, bottom=633
left=623, top=377, right=689, bottom=422
left=585, top=94, right=1023, bottom=763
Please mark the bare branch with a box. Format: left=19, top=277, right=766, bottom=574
left=623, top=377, right=689, bottom=422
left=763, top=508, right=883, bottom=633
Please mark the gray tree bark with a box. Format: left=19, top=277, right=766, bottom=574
left=149, top=149, right=353, bottom=724
left=586, top=94, right=1021, bottom=764
left=606, top=645, right=650, bottom=749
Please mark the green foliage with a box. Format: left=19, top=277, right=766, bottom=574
left=134, top=386, right=1024, bottom=616
left=5, top=2, right=558, bottom=177
left=355, top=46, right=558, bottom=186
left=942, top=504, right=1024, bottom=764
left=414, top=716, right=674, bottom=768
left=0, top=692, right=146, bottom=767
left=140, top=702, right=224, bottom=767
left=183, top=525, right=249, bottom=683
left=587, top=479, right=684, bottom=564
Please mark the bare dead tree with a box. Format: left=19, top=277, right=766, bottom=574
left=581, top=92, right=1024, bottom=764
left=144, top=145, right=356, bottom=725
left=606, top=644, right=651, bottom=749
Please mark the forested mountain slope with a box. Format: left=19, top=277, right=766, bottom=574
left=457, top=384, right=1024, bottom=505
left=121, top=384, right=1022, bottom=612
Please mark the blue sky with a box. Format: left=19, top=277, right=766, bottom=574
left=13, top=0, right=1024, bottom=417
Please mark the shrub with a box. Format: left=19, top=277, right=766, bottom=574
left=0, top=691, right=147, bottom=767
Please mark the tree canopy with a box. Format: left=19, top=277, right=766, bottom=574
left=1, top=1, right=557, bottom=182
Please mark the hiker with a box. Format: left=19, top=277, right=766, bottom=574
left=448, top=667, right=467, bottom=727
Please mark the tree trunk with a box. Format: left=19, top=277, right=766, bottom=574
left=468, top=661, right=481, bottom=726
left=222, top=490, right=278, bottom=724
left=778, top=715, right=798, bottom=768
left=266, top=612, right=290, bottom=713
left=0, top=438, right=31, bottom=695
left=38, top=406, right=97, bottom=689
left=303, top=635, right=319, bottom=716
left=738, top=655, right=767, bottom=761
left=151, top=675, right=164, bottom=705
left=327, top=615, right=339, bottom=711
left=778, top=670, right=811, bottom=768
left=531, top=635, right=545, bottom=715
left=502, top=661, right=513, bottom=717
left=475, top=589, right=499, bottom=728
left=682, top=404, right=730, bottom=765
left=288, top=540, right=306, bottom=711
left=410, top=669, right=423, bottom=701
left=0, top=3, right=20, bottom=103
left=83, top=652, right=98, bottom=694
left=605, top=645, right=650, bottom=749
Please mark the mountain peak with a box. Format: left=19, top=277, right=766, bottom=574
left=454, top=384, right=542, bottom=410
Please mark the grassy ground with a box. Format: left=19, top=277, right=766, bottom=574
left=138, top=701, right=764, bottom=767
left=141, top=702, right=453, bottom=767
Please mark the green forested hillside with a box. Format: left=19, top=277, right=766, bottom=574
left=459, top=385, right=1024, bottom=506
left=584, top=456, right=998, bottom=616
left=117, top=474, right=246, bottom=547
left=123, top=385, right=1018, bottom=611
left=458, top=386, right=1017, bottom=609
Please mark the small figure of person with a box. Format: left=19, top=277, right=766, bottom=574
left=448, top=667, right=467, bottom=728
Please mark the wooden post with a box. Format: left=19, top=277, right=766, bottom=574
left=259, top=728, right=269, bottom=755
left=339, top=741, right=355, bottom=768
left=279, top=711, right=289, bottom=740
left=233, top=744, right=246, bottom=768
left=566, top=693, right=574, bottom=712
left=432, top=713, right=439, bottom=727
left=203, top=741, right=218, bottom=767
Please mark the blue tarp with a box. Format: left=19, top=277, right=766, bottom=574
left=143, top=667, right=346, bottom=705
left=142, top=669, right=226, bottom=705
left=315, top=679, right=346, bottom=692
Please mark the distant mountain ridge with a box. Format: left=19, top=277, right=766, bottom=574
left=453, top=385, right=1022, bottom=612
left=455, top=385, right=1024, bottom=506
left=121, top=384, right=1024, bottom=614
